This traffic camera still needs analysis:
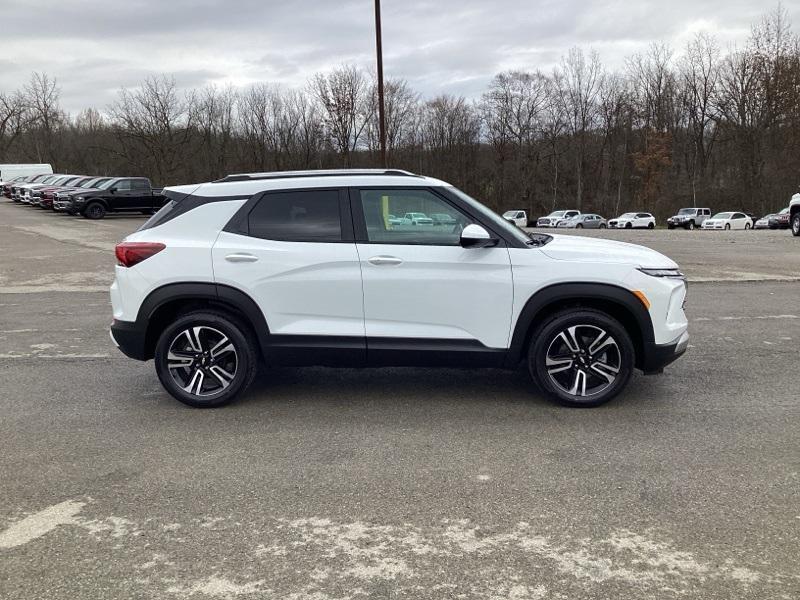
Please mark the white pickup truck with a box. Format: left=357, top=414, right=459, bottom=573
left=503, top=210, right=528, bottom=227
left=790, top=193, right=800, bottom=236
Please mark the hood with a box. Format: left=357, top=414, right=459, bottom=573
left=540, top=234, right=677, bottom=268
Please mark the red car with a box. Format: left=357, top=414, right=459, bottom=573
left=768, top=208, right=790, bottom=229
left=36, top=176, right=95, bottom=209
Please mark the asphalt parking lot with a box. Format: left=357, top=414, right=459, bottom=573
left=1, top=202, right=799, bottom=599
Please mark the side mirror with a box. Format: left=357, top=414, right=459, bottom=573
left=460, top=224, right=498, bottom=248
left=109, top=187, right=117, bottom=193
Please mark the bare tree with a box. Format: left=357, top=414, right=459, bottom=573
left=108, top=76, right=196, bottom=184
left=312, top=65, right=371, bottom=166
left=553, top=47, right=604, bottom=210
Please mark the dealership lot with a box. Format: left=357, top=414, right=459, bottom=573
left=1, top=202, right=799, bottom=599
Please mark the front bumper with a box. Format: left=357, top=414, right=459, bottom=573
left=641, top=331, right=689, bottom=374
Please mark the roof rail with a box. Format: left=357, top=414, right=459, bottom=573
left=212, top=169, right=419, bottom=183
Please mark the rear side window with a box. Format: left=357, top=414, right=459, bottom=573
left=131, top=179, right=150, bottom=191
left=247, top=190, right=342, bottom=242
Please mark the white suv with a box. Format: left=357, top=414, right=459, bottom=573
left=110, top=169, right=689, bottom=408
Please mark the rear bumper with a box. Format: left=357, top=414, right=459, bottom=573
left=640, top=331, right=689, bottom=374
left=110, top=319, right=148, bottom=361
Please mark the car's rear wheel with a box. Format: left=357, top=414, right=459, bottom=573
left=83, top=202, right=106, bottom=219
left=745, top=223, right=751, bottom=230
left=647, top=222, right=655, bottom=229
left=599, top=224, right=607, bottom=229
left=154, top=311, right=259, bottom=408
left=527, top=309, right=634, bottom=408
left=792, top=214, right=800, bottom=237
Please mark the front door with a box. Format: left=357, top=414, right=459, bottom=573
left=351, top=187, right=514, bottom=357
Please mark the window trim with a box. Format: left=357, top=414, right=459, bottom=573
left=223, top=187, right=354, bottom=243
left=350, top=186, right=490, bottom=247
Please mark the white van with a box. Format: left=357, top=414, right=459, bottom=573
left=0, top=164, right=53, bottom=182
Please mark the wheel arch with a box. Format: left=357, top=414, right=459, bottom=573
left=136, top=283, right=269, bottom=360
left=507, top=283, right=655, bottom=369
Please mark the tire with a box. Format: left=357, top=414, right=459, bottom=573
left=154, top=311, right=259, bottom=408
left=687, top=222, right=695, bottom=230
left=599, top=224, right=607, bottom=229
left=527, top=309, right=634, bottom=408
left=725, top=223, right=730, bottom=230
left=83, top=202, right=106, bottom=220
left=745, top=223, right=751, bottom=230
left=792, top=213, right=800, bottom=237
left=647, top=222, right=654, bottom=229
left=576, top=224, right=583, bottom=229
left=625, top=222, right=632, bottom=229
left=667, top=224, right=674, bottom=230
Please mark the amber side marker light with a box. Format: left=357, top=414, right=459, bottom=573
left=632, top=290, right=651, bottom=310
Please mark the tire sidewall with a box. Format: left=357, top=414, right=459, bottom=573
left=528, top=310, right=635, bottom=408
left=84, top=202, right=105, bottom=219
left=154, top=311, right=257, bottom=408
left=792, top=214, right=800, bottom=236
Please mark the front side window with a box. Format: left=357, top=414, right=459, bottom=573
left=358, top=189, right=470, bottom=245
left=248, top=189, right=342, bottom=242
left=115, top=179, right=133, bottom=191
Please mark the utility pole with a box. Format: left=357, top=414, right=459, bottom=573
left=374, top=0, right=387, bottom=168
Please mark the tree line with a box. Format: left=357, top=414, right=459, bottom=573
left=1, top=6, right=799, bottom=219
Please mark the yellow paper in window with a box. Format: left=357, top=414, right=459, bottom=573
left=382, top=195, right=390, bottom=229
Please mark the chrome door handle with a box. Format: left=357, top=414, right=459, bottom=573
left=368, top=255, right=403, bottom=266
left=225, top=253, right=259, bottom=263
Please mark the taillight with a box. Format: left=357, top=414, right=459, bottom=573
left=115, top=242, right=165, bottom=267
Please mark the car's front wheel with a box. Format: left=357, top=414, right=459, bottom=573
left=528, top=309, right=634, bottom=407
left=83, top=202, right=106, bottom=219
left=687, top=222, right=695, bottom=230
left=154, top=311, right=259, bottom=408
left=792, top=213, right=800, bottom=237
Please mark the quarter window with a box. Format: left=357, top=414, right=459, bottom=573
left=248, top=189, right=342, bottom=242
left=358, top=189, right=471, bottom=245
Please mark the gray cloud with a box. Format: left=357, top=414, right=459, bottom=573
left=0, top=0, right=795, bottom=113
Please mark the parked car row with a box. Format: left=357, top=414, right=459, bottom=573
left=1, top=172, right=165, bottom=219
left=506, top=203, right=798, bottom=233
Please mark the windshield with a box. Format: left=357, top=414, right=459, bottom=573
left=445, top=187, right=550, bottom=247
left=712, top=212, right=732, bottom=219
left=97, top=178, right=117, bottom=190
left=779, top=208, right=789, bottom=214
left=618, top=213, right=636, bottom=219
left=677, top=208, right=695, bottom=215
left=502, top=211, right=518, bottom=218
left=547, top=211, right=566, bottom=218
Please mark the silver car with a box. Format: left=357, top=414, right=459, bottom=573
left=556, top=214, right=607, bottom=229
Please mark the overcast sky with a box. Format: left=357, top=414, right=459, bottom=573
left=1, top=0, right=796, bottom=114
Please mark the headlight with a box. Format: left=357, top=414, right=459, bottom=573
left=638, top=267, right=685, bottom=279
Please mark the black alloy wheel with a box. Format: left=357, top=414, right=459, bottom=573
left=528, top=309, right=634, bottom=407
left=154, top=311, right=258, bottom=408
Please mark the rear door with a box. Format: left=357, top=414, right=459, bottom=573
left=352, top=187, right=513, bottom=354
left=212, top=187, right=365, bottom=362
left=130, top=178, right=153, bottom=209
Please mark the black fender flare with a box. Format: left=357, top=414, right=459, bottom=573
left=506, top=282, right=655, bottom=367
left=135, top=282, right=270, bottom=359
